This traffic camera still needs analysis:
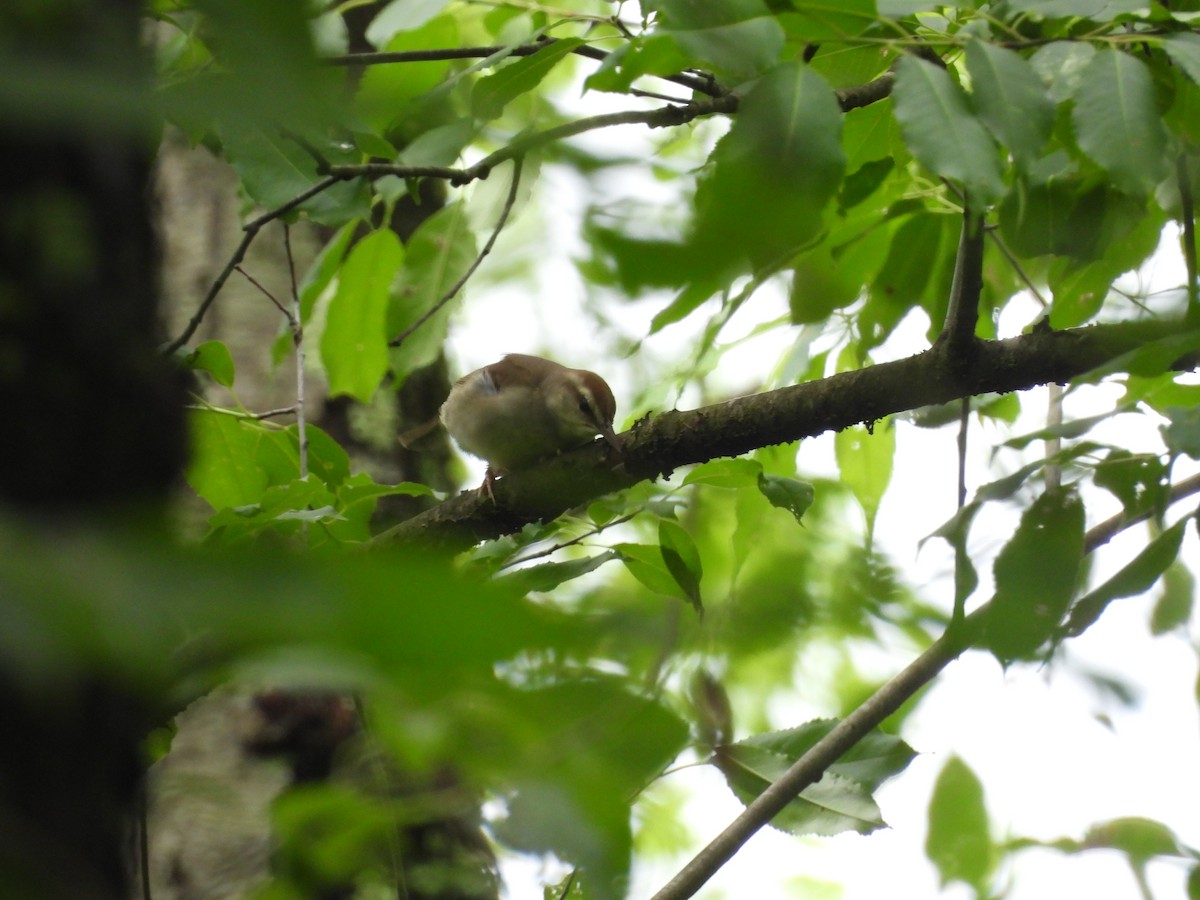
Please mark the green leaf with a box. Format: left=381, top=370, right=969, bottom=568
left=1066, top=518, right=1190, bottom=636
left=354, top=14, right=459, bottom=132
left=498, top=551, right=618, bottom=594
left=779, top=0, right=879, bottom=41
left=471, top=38, right=582, bottom=120
left=683, top=457, right=764, bottom=488
left=186, top=340, right=235, bottom=387
left=1072, top=49, right=1168, bottom=195
left=892, top=56, right=1004, bottom=207
left=714, top=721, right=915, bottom=836
left=690, top=61, right=845, bottom=272
left=757, top=473, right=816, bottom=524
left=364, top=0, right=452, bottom=46
left=186, top=410, right=269, bottom=509
left=834, top=421, right=894, bottom=537
left=1003, top=0, right=1147, bottom=18
left=965, top=40, right=1054, bottom=168
left=1084, top=817, right=1186, bottom=861
left=615, top=542, right=683, bottom=598
left=984, top=490, right=1085, bottom=661
left=321, top=228, right=404, bottom=402
left=667, top=17, right=785, bottom=82
left=789, top=242, right=866, bottom=322
left=299, top=221, right=357, bottom=325
left=1151, top=561, right=1195, bottom=635
left=388, top=202, right=477, bottom=385
left=926, top=756, right=993, bottom=890
left=496, top=680, right=688, bottom=900
left=219, top=125, right=369, bottom=226
left=1163, top=33, right=1200, bottom=86
left=659, top=520, right=703, bottom=614
left=1162, top=405, right=1200, bottom=458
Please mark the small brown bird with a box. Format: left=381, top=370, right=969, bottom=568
left=438, top=354, right=621, bottom=495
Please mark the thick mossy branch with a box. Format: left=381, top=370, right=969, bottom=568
left=377, top=318, right=1189, bottom=553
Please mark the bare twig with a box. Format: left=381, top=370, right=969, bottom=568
left=323, top=40, right=724, bottom=97
left=331, top=96, right=740, bottom=187
left=390, top=156, right=526, bottom=348
left=186, top=403, right=297, bottom=421
left=164, top=176, right=347, bottom=354
left=283, top=226, right=308, bottom=480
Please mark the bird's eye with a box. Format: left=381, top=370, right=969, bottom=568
left=578, top=398, right=591, bottom=414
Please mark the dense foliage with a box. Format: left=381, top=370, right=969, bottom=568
left=4, top=0, right=1200, bottom=897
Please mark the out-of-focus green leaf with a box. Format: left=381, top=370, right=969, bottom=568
left=893, top=56, right=1004, bottom=208
left=965, top=41, right=1054, bottom=168
left=1084, top=817, right=1187, bottom=861
left=1066, top=518, right=1190, bottom=636
left=354, top=14, right=459, bottom=132
left=365, top=0, right=453, bottom=47
left=1163, top=33, right=1200, bottom=85
left=790, top=243, right=865, bottom=323
left=1072, top=49, right=1168, bottom=196
left=321, top=228, right=404, bottom=402
left=496, top=680, right=688, bottom=900
left=471, top=38, right=581, bottom=120
left=186, top=340, right=235, bottom=387
left=1162, top=406, right=1200, bottom=458
left=1003, top=0, right=1147, bottom=18
left=690, top=61, right=845, bottom=272
left=498, top=551, right=619, bottom=594
left=779, top=0, right=878, bottom=41
left=926, top=756, right=993, bottom=890
left=757, top=473, right=816, bottom=524
left=1151, top=561, right=1195, bottom=635
left=984, top=490, right=1085, bottom=661
left=647, top=0, right=783, bottom=81
left=835, top=422, right=894, bottom=537
left=1093, top=449, right=1166, bottom=518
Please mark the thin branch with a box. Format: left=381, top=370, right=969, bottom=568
left=323, top=40, right=724, bottom=97
left=1084, top=471, right=1200, bottom=554
left=377, top=317, right=1194, bottom=552
left=390, top=156, right=525, bottom=348
left=283, top=226, right=308, bottom=480
left=498, top=510, right=638, bottom=570
left=649, top=476, right=1200, bottom=900
left=330, top=96, right=739, bottom=187
left=234, top=266, right=292, bottom=323
left=186, top=403, right=298, bottom=421
left=163, top=175, right=347, bottom=354
left=937, top=207, right=984, bottom=356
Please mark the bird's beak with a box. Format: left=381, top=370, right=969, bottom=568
left=599, top=424, right=623, bottom=457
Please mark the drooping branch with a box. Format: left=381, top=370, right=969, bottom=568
left=376, top=318, right=1191, bottom=552
left=648, top=470, right=1200, bottom=900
